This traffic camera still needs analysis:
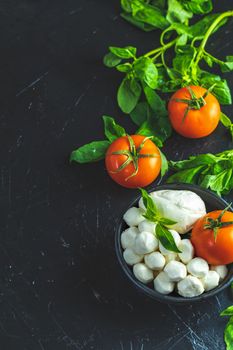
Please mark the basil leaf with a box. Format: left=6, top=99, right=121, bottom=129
left=159, top=218, right=177, bottom=225
left=116, top=63, right=132, bottom=73
left=120, top=12, right=156, bottom=32
left=166, top=0, right=192, bottom=24
left=159, top=150, right=169, bottom=177
left=117, top=77, right=142, bottom=114
left=201, top=169, right=233, bottom=196
left=121, top=0, right=132, bottom=12
left=167, top=165, right=206, bottom=184
left=224, top=319, right=233, bottom=350
left=144, top=86, right=166, bottom=116
left=156, top=223, right=181, bottom=253
left=137, top=121, right=164, bottom=148
left=140, top=188, right=157, bottom=217
left=133, top=57, right=158, bottom=89
left=189, top=14, right=227, bottom=38
left=169, top=154, right=217, bottom=170
left=130, top=101, right=150, bottom=126
left=221, top=56, right=233, bottom=73
left=70, top=141, right=110, bottom=163
left=102, top=116, right=126, bottom=142
left=109, top=46, right=136, bottom=59
left=221, top=306, right=233, bottom=317
left=183, top=0, right=212, bottom=15
left=103, top=52, right=122, bottom=68
left=173, top=45, right=196, bottom=75
left=201, top=76, right=232, bottom=105
left=220, top=112, right=233, bottom=140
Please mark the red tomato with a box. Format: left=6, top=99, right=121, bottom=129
left=191, top=210, right=233, bottom=265
left=105, top=135, right=161, bottom=188
left=168, top=85, right=220, bottom=138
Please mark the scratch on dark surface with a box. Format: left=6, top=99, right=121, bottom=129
left=69, top=7, right=83, bottom=15
left=74, top=76, right=97, bottom=107
left=16, top=71, right=49, bottom=97
left=92, top=288, right=101, bottom=303
left=215, top=295, right=222, bottom=311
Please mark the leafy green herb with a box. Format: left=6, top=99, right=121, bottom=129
left=103, top=116, right=126, bottom=142
left=140, top=188, right=181, bottom=253
left=167, top=150, right=233, bottom=195
left=220, top=113, right=233, bottom=141
left=70, top=141, right=111, bottom=163
left=117, top=78, right=142, bottom=114
left=221, top=306, right=233, bottom=350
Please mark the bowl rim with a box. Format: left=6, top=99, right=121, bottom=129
left=115, top=183, right=233, bottom=303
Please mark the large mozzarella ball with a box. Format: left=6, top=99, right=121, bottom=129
left=178, top=239, right=194, bottom=264
left=121, top=227, right=139, bottom=249
left=187, top=257, right=209, bottom=278
left=134, top=231, right=158, bottom=255
left=211, top=265, right=228, bottom=281
left=177, top=275, right=204, bottom=297
left=154, top=272, right=175, bottom=294
left=201, top=271, right=220, bottom=291
left=150, top=190, right=206, bottom=234
left=164, top=261, right=187, bottom=282
left=159, top=230, right=181, bottom=255
left=123, top=207, right=145, bottom=227
left=123, top=248, right=143, bottom=266
left=144, top=252, right=166, bottom=270
left=133, top=263, right=154, bottom=284
left=138, top=220, right=156, bottom=234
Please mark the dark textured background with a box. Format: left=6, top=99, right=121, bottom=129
left=0, top=1, right=233, bottom=349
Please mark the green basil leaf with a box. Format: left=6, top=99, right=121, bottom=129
left=137, top=121, right=164, bottom=147
left=133, top=57, right=158, bottom=89
left=221, top=306, right=233, bottom=317
left=220, top=113, right=233, bottom=141
left=117, top=77, right=142, bottom=114
left=167, top=165, right=206, bottom=184
left=70, top=140, right=110, bottom=164
left=189, top=14, right=227, bottom=38
left=103, top=52, right=122, bottom=68
left=166, top=0, right=192, bottom=24
left=120, top=12, right=156, bottom=32
left=201, top=76, right=232, bottom=105
left=121, top=0, right=132, bottom=12
left=156, top=223, right=181, bottom=253
left=159, top=150, right=169, bottom=177
left=221, top=56, right=233, bottom=73
left=169, top=154, right=217, bottom=170
left=183, top=0, right=212, bottom=14
left=159, top=218, right=177, bottom=225
left=144, top=86, right=166, bottom=116
left=224, top=319, right=233, bottom=350
left=109, top=46, right=136, bottom=59
left=173, top=45, right=196, bottom=75
left=130, top=101, right=150, bottom=126
left=201, top=169, right=233, bottom=196
left=140, top=188, right=157, bottom=217
left=116, top=63, right=133, bottom=73
left=102, top=116, right=126, bottom=142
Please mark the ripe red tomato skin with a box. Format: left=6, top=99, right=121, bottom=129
left=191, top=210, right=233, bottom=265
left=168, top=86, right=220, bottom=139
left=105, top=135, right=161, bottom=188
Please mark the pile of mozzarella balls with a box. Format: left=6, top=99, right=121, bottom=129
left=121, top=190, right=228, bottom=298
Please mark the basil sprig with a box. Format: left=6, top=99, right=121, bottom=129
left=140, top=188, right=181, bottom=253
left=221, top=302, right=233, bottom=350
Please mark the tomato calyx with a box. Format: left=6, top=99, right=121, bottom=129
left=173, top=85, right=216, bottom=123
left=204, top=203, right=233, bottom=241
left=110, top=135, right=159, bottom=181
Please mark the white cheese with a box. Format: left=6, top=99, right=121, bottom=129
left=177, top=275, right=204, bottom=297
left=133, top=263, right=154, bottom=284
left=123, top=207, right=145, bottom=227
left=134, top=231, right=158, bottom=255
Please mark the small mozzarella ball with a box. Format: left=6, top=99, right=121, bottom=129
left=133, top=263, right=154, bottom=284
left=138, top=197, right=146, bottom=210
left=138, top=220, right=156, bottom=234
left=164, top=261, right=187, bottom=282
left=187, top=257, right=209, bottom=278
left=123, top=207, right=144, bottom=227
left=177, top=275, right=204, bottom=297
left=121, top=227, right=139, bottom=249
left=123, top=248, right=143, bottom=266
left=154, top=272, right=175, bottom=295
left=134, top=231, right=158, bottom=255
left=178, top=239, right=194, bottom=264
left=211, top=265, right=228, bottom=281
left=201, top=271, right=220, bottom=291
left=144, top=252, right=166, bottom=271
left=159, top=230, right=181, bottom=255
left=165, top=253, right=179, bottom=263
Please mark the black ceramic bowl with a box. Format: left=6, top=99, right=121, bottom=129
left=115, top=183, right=233, bottom=303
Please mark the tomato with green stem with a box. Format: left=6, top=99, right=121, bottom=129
left=105, top=135, right=161, bottom=188
left=168, top=85, right=221, bottom=138
left=191, top=205, right=233, bottom=265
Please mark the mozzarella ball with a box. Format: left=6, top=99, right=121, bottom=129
left=187, top=257, right=209, bottom=278
left=121, top=227, right=139, bottom=249
left=138, top=197, right=146, bottom=210
left=123, top=207, right=144, bottom=227
left=123, top=248, right=143, bottom=266
left=138, top=220, right=156, bottom=234
left=134, top=231, right=158, bottom=255
left=201, top=271, right=220, bottom=291
left=178, top=239, right=194, bottom=264
left=164, top=261, right=187, bottom=282
left=144, top=252, right=166, bottom=270
left=154, top=272, right=175, bottom=295
left=133, top=263, right=154, bottom=284
left=211, top=265, right=228, bottom=281
left=165, top=252, right=179, bottom=263
left=159, top=230, right=181, bottom=255
left=177, top=275, right=204, bottom=297
left=150, top=190, right=206, bottom=234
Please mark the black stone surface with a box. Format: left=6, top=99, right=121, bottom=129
left=0, top=1, right=232, bottom=349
